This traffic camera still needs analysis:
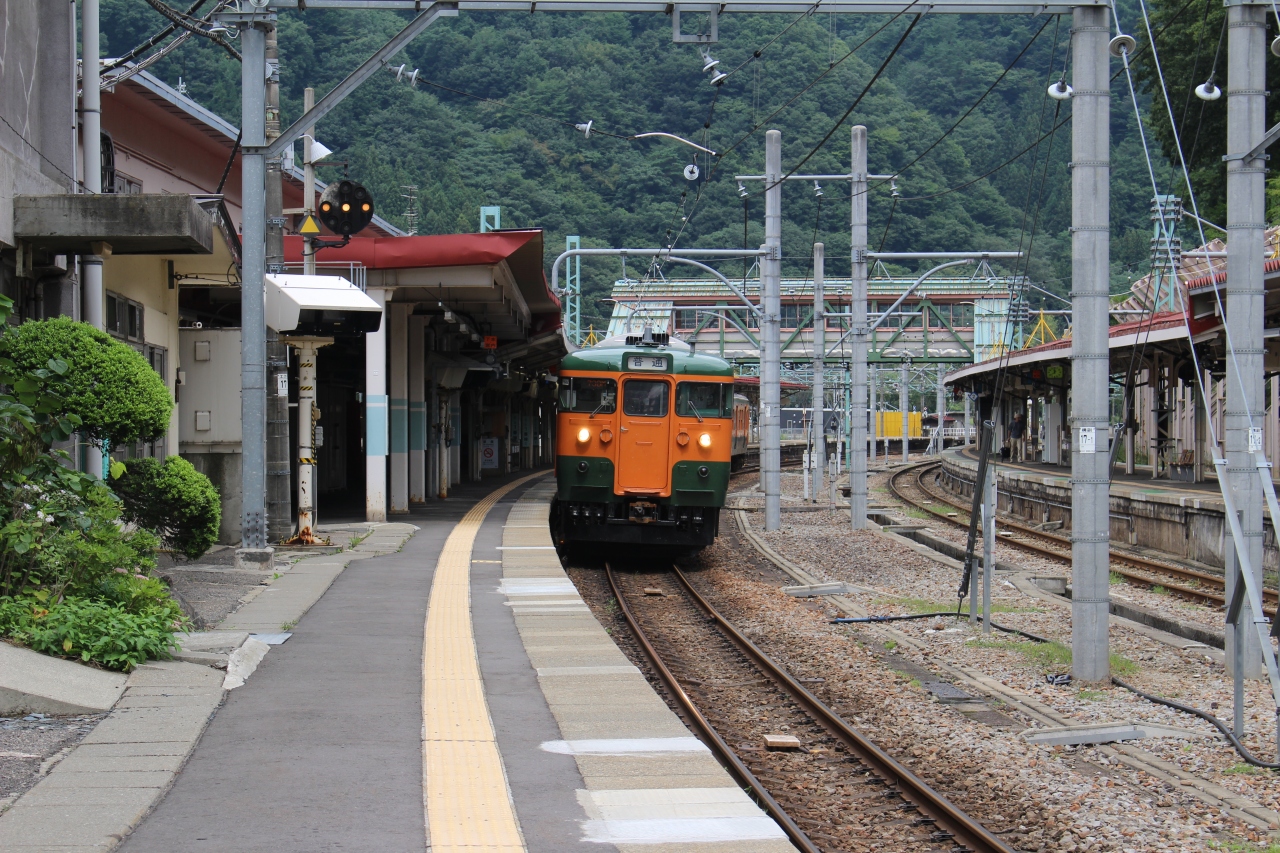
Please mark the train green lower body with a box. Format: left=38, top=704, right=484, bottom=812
left=552, top=455, right=730, bottom=550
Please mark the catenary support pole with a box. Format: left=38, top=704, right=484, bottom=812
left=366, top=288, right=389, bottom=521
left=869, top=365, right=877, bottom=463
left=265, top=25, right=292, bottom=543
left=81, top=0, right=105, bottom=479
left=965, top=392, right=972, bottom=444
left=850, top=126, right=869, bottom=529
left=1226, top=1, right=1267, bottom=679
left=303, top=87, right=316, bottom=276
left=983, top=457, right=995, bottom=633
left=1070, top=3, right=1111, bottom=682
left=900, top=361, right=909, bottom=463
left=936, top=365, right=946, bottom=455
left=813, top=242, right=826, bottom=501
left=762, top=130, right=783, bottom=531
left=238, top=19, right=271, bottom=558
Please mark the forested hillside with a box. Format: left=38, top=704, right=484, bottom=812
left=102, top=2, right=1220, bottom=330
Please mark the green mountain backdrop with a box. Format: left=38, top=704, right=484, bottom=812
left=101, top=1, right=1232, bottom=332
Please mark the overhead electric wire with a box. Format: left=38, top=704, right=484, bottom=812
left=770, top=14, right=922, bottom=189
left=886, top=16, right=1053, bottom=182
left=143, top=0, right=241, bottom=60
left=719, top=1, right=824, bottom=84
left=103, top=0, right=209, bottom=71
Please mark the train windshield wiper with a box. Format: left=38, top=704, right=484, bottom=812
left=688, top=404, right=704, bottom=423
left=589, top=398, right=609, bottom=419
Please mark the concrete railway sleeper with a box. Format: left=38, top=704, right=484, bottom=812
left=888, top=461, right=1277, bottom=616
left=605, top=562, right=1014, bottom=853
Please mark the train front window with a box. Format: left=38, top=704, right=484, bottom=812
left=623, top=380, right=669, bottom=417
left=676, top=382, right=731, bottom=418
left=559, top=378, right=616, bottom=415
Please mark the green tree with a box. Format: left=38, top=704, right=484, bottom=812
left=0, top=318, right=172, bottom=447
left=113, top=457, right=221, bottom=560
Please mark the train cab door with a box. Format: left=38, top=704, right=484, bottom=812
left=617, top=376, right=671, bottom=493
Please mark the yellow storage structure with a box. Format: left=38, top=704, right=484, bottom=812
left=874, top=411, right=922, bottom=438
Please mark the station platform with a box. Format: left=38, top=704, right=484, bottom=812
left=117, top=471, right=794, bottom=853
left=936, top=446, right=1275, bottom=571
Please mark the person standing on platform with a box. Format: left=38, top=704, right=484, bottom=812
left=1008, top=412, right=1026, bottom=462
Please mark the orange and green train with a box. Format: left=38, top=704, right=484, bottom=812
left=552, top=331, right=749, bottom=551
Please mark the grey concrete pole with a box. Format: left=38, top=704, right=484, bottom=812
left=813, top=242, right=825, bottom=500
left=1070, top=4, right=1111, bottom=682
left=303, top=87, right=316, bottom=276
left=936, top=365, right=947, bottom=454
left=81, top=0, right=104, bottom=479
left=390, top=304, right=409, bottom=513
left=239, top=20, right=271, bottom=558
left=850, top=126, right=869, bottom=529
left=1226, top=2, right=1267, bottom=678
left=762, top=130, right=783, bottom=531
left=366, top=288, right=389, bottom=521
left=964, top=392, right=972, bottom=445
left=900, top=361, right=909, bottom=463
left=983, top=461, right=995, bottom=633
left=869, top=365, right=877, bottom=463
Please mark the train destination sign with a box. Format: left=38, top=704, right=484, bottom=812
left=627, top=355, right=669, bottom=372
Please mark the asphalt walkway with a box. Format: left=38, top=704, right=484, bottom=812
left=118, top=471, right=584, bottom=853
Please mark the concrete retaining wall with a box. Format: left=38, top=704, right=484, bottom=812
left=936, top=451, right=1277, bottom=572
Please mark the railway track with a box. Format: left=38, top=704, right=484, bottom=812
left=887, top=461, right=1277, bottom=615
left=605, top=562, right=1014, bottom=853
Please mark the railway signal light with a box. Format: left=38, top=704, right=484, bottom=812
left=318, top=180, right=375, bottom=236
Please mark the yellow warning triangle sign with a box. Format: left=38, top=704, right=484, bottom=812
left=299, top=215, right=321, bottom=235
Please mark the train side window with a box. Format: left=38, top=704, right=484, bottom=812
left=559, top=377, right=616, bottom=414
left=677, top=382, right=732, bottom=418
left=623, top=380, right=668, bottom=417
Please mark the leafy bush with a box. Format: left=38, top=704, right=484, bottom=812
left=1, top=478, right=158, bottom=598
left=0, top=591, right=182, bottom=672
left=0, top=317, right=171, bottom=446
left=114, top=457, right=221, bottom=559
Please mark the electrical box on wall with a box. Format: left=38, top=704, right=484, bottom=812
left=178, top=328, right=242, bottom=450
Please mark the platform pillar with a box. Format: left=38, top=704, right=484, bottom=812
left=365, top=288, right=389, bottom=522
left=409, top=316, right=426, bottom=503
left=813, top=242, right=826, bottom=500
left=1225, top=1, right=1267, bottom=678
left=900, top=361, right=909, bottom=463
left=1069, top=4, right=1111, bottom=682
left=389, top=304, right=409, bottom=513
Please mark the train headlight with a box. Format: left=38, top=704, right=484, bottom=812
left=698, top=433, right=712, bottom=448
left=676, top=432, right=690, bottom=446
left=577, top=427, right=591, bottom=443
left=599, top=428, right=613, bottom=443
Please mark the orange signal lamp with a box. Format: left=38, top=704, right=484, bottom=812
left=342, top=203, right=351, bottom=212
left=362, top=203, right=371, bottom=211
left=698, top=433, right=712, bottom=448
left=577, top=427, right=591, bottom=443
left=321, top=202, right=331, bottom=212
left=676, top=432, right=690, bottom=446
left=599, top=428, right=613, bottom=443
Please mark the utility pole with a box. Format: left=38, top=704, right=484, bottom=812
left=982, top=455, right=995, bottom=633
left=850, top=126, right=869, bottom=529
left=81, top=0, right=105, bottom=479
left=1225, top=2, right=1267, bottom=679
left=869, top=365, right=877, bottom=464
left=1070, top=4, right=1111, bottom=682
left=761, top=130, right=782, bottom=531
left=900, top=361, right=909, bottom=463
left=303, top=87, right=317, bottom=275
left=812, top=242, right=825, bottom=501
left=265, top=25, right=292, bottom=543
left=236, top=17, right=271, bottom=564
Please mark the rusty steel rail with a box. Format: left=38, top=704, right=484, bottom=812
left=604, top=563, right=822, bottom=853
left=887, top=461, right=1276, bottom=615
left=607, top=561, right=1015, bottom=853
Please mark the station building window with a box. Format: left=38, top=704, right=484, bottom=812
left=674, top=309, right=699, bottom=331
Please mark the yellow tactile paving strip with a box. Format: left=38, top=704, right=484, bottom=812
left=423, top=472, right=547, bottom=853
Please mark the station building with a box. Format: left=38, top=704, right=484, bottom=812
left=0, top=27, right=565, bottom=543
